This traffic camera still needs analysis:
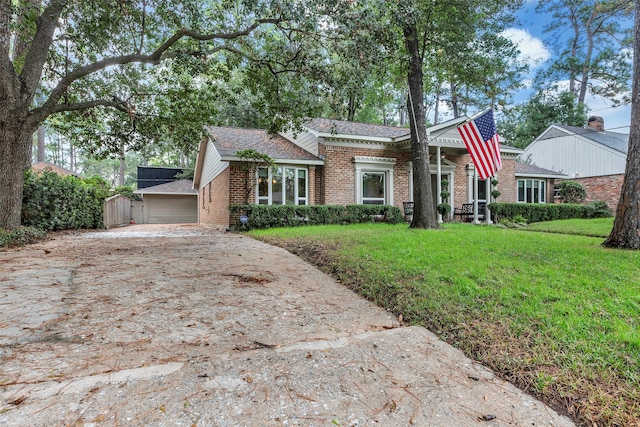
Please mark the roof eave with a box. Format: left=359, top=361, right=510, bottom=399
left=221, top=155, right=324, bottom=166
left=515, top=172, right=567, bottom=179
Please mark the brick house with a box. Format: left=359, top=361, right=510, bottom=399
left=521, top=116, right=628, bottom=209
left=193, top=118, right=558, bottom=228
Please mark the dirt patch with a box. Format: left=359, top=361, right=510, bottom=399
left=0, top=224, right=574, bottom=426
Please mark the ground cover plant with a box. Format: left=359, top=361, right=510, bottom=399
left=250, top=223, right=640, bottom=426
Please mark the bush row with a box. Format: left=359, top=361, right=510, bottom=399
left=22, top=171, right=109, bottom=230
left=229, top=204, right=404, bottom=229
left=489, top=201, right=612, bottom=223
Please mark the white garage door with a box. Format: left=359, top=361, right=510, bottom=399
left=145, top=195, right=197, bottom=224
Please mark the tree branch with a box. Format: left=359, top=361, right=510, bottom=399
left=20, top=0, right=66, bottom=104
left=36, top=17, right=282, bottom=124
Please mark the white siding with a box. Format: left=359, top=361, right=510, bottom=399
left=279, top=129, right=320, bottom=156
left=522, top=135, right=626, bottom=178
left=198, top=140, right=229, bottom=190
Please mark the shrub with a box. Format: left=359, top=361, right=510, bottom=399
left=229, top=204, right=404, bottom=230
left=490, top=201, right=612, bottom=224
left=557, top=181, right=587, bottom=204
left=0, top=226, right=47, bottom=248
left=22, top=171, right=108, bottom=230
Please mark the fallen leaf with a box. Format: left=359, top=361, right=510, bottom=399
left=159, top=405, right=166, bottom=413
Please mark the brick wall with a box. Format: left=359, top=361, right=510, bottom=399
left=320, top=144, right=412, bottom=209
left=198, top=167, right=230, bottom=228
left=559, top=174, right=623, bottom=209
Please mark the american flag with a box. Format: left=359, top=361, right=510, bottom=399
left=457, top=109, right=502, bottom=180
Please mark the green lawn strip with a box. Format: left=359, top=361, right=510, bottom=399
left=524, top=217, right=614, bottom=238
left=251, top=223, right=640, bottom=426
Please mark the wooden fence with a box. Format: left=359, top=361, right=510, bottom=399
left=103, top=194, right=131, bottom=228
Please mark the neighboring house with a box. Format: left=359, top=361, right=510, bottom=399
left=194, top=118, right=557, bottom=228
left=521, top=116, right=628, bottom=208
left=132, top=179, right=197, bottom=224
left=31, top=161, right=77, bottom=176
left=137, top=165, right=185, bottom=189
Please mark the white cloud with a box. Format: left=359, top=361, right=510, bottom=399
left=501, top=28, right=551, bottom=69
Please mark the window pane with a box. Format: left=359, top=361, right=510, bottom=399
left=258, top=168, right=269, bottom=198
left=362, top=172, right=385, bottom=204
left=285, top=168, right=295, bottom=205
left=525, top=180, right=533, bottom=203
left=478, top=179, right=487, bottom=201
left=540, top=181, right=546, bottom=203
left=272, top=168, right=283, bottom=204
left=533, top=180, right=540, bottom=203
left=297, top=170, right=306, bottom=198
left=518, top=180, right=525, bottom=202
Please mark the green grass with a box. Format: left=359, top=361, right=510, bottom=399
left=525, top=217, right=615, bottom=238
left=250, top=222, right=640, bottom=426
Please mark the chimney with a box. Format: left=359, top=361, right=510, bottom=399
left=587, top=116, right=604, bottom=131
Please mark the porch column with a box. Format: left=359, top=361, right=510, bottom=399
left=473, top=168, right=481, bottom=224
left=436, top=146, right=442, bottom=223
left=485, top=174, right=493, bottom=224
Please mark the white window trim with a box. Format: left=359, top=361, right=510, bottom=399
left=517, top=178, right=547, bottom=203
left=256, top=165, right=309, bottom=205
left=353, top=156, right=396, bottom=205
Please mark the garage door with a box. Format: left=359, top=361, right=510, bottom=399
left=145, top=195, right=197, bottom=224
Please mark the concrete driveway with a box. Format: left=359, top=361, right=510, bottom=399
left=0, top=224, right=574, bottom=426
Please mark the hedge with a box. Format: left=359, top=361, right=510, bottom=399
left=229, top=204, right=404, bottom=229
left=21, top=171, right=109, bottom=230
left=489, top=201, right=612, bottom=223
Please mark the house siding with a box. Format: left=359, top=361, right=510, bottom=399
left=523, top=135, right=626, bottom=178
left=198, top=140, right=229, bottom=190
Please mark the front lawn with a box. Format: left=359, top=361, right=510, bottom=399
left=250, top=222, right=639, bottom=426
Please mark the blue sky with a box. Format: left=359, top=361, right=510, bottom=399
left=503, top=0, right=633, bottom=134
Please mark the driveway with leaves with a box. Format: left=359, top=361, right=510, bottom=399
left=0, top=224, right=574, bottom=426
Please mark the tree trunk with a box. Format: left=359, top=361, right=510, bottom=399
left=119, top=141, right=126, bottom=186
left=403, top=22, right=439, bottom=230
left=37, top=126, right=46, bottom=162
left=603, top=1, right=640, bottom=249
left=0, top=127, right=35, bottom=229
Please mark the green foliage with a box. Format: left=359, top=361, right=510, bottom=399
left=0, top=226, right=47, bottom=248
left=236, top=149, right=275, bottom=204
left=230, top=204, right=403, bottom=230
left=113, top=185, right=134, bottom=199
left=21, top=171, right=107, bottom=230
left=499, top=91, right=589, bottom=148
left=490, top=201, right=610, bottom=223
left=557, top=180, right=587, bottom=203
left=437, top=203, right=451, bottom=216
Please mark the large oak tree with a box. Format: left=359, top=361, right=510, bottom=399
left=0, top=0, right=331, bottom=229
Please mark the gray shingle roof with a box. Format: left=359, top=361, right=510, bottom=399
left=305, top=118, right=411, bottom=140
left=553, top=125, right=628, bottom=154
left=515, top=162, right=566, bottom=177
left=206, top=126, right=321, bottom=161
left=135, top=179, right=197, bottom=194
